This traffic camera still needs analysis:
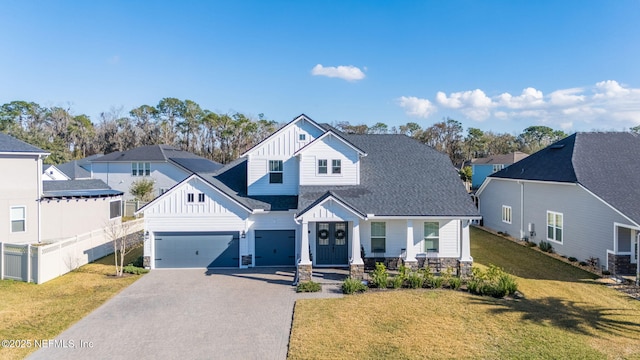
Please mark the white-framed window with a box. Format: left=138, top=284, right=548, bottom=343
left=187, top=193, right=194, bottom=203
left=318, top=159, right=328, bottom=174
left=198, top=193, right=205, bottom=202
left=502, top=205, right=512, bottom=224
left=299, top=134, right=306, bottom=141
left=492, top=164, right=504, bottom=172
left=371, top=222, right=386, bottom=253
left=10, top=206, right=26, bottom=233
left=332, top=159, right=341, bottom=174
left=109, top=200, right=121, bottom=219
left=269, top=160, right=283, bottom=184
left=424, top=222, right=440, bottom=252
left=547, top=211, right=563, bottom=243
left=131, top=162, right=150, bottom=176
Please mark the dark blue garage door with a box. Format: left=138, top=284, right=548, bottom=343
left=255, top=230, right=295, bottom=266
left=154, top=232, right=239, bottom=268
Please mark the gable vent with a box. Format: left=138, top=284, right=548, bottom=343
left=550, top=144, right=565, bottom=150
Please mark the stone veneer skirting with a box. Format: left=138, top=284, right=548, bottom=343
left=364, top=256, right=472, bottom=277
left=297, top=264, right=313, bottom=282
left=607, top=253, right=636, bottom=275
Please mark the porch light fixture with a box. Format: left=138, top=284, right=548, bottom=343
left=241, top=230, right=246, bottom=238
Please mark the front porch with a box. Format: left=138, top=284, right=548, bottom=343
left=608, top=224, right=639, bottom=276
left=295, top=195, right=474, bottom=282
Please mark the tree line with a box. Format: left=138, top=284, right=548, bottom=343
left=4, top=98, right=632, bottom=167
left=0, top=99, right=277, bottom=164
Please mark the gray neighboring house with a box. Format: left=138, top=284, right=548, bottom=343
left=91, top=145, right=223, bottom=201
left=477, top=132, right=640, bottom=275
left=0, top=132, right=123, bottom=245
left=56, top=154, right=102, bottom=180
left=136, top=114, right=480, bottom=281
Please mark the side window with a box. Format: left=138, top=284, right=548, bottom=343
left=424, top=222, right=439, bottom=252
left=269, top=160, right=283, bottom=184
left=10, top=206, right=26, bottom=232
left=318, top=159, right=328, bottom=174
left=332, top=159, right=341, bottom=174
left=371, top=222, right=386, bottom=253
left=109, top=201, right=121, bottom=219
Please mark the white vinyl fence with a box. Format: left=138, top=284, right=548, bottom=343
left=0, top=219, right=144, bottom=284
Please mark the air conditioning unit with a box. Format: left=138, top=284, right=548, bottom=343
left=528, top=223, right=536, bottom=237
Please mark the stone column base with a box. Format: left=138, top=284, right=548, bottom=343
left=143, top=256, right=151, bottom=269
left=403, top=260, right=418, bottom=270
left=458, top=260, right=473, bottom=278
left=297, top=264, right=313, bottom=282
left=350, top=263, right=365, bottom=280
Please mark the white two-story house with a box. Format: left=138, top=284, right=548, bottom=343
left=136, top=114, right=480, bottom=281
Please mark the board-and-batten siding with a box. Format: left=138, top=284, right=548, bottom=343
left=144, top=178, right=249, bottom=232
left=301, top=199, right=361, bottom=222
left=480, top=178, right=636, bottom=265
left=299, top=135, right=360, bottom=186
left=359, top=219, right=460, bottom=258
left=247, top=119, right=324, bottom=196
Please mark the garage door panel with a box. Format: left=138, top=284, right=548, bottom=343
left=255, top=230, right=295, bottom=266
left=155, top=232, right=239, bottom=268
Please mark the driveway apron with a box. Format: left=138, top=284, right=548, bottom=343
left=28, top=268, right=341, bottom=360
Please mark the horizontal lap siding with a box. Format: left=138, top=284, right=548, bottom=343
left=522, top=182, right=633, bottom=264
left=299, top=136, right=360, bottom=186
left=479, top=179, right=522, bottom=237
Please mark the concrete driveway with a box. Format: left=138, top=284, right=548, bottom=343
left=28, top=268, right=342, bottom=360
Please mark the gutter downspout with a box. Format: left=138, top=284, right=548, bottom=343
left=520, top=181, right=525, bottom=240
left=37, top=155, right=44, bottom=244
left=636, top=232, right=639, bottom=287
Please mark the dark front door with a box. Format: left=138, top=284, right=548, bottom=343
left=316, top=222, right=348, bottom=265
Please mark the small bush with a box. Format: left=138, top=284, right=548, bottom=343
left=130, top=256, right=144, bottom=268
left=123, top=265, right=149, bottom=275
left=568, top=256, right=578, bottom=262
left=342, top=277, right=367, bottom=294
left=579, top=261, right=588, bottom=266
left=371, top=262, right=389, bottom=288
left=390, top=275, right=404, bottom=289
left=467, top=265, right=518, bottom=298
left=407, top=271, right=424, bottom=289
left=538, top=241, right=554, bottom=253
left=525, top=241, right=537, bottom=248
left=602, top=270, right=611, bottom=276
left=428, top=276, right=444, bottom=289
left=448, top=277, right=462, bottom=290
left=297, top=281, right=322, bottom=293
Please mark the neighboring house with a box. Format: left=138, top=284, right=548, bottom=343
left=136, top=114, right=480, bottom=281
left=43, top=165, right=70, bottom=181
left=56, top=154, right=102, bottom=180
left=91, top=145, right=223, bottom=200
left=0, top=133, right=123, bottom=245
left=477, top=132, right=640, bottom=275
left=471, top=151, right=528, bottom=189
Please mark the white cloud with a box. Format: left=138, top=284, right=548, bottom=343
left=397, top=96, right=437, bottom=118
left=311, top=64, right=365, bottom=81
left=399, top=80, right=640, bottom=131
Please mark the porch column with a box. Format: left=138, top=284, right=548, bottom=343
left=350, top=221, right=364, bottom=279
left=459, top=220, right=473, bottom=278
left=405, top=220, right=417, bottom=268
left=298, top=220, right=312, bottom=282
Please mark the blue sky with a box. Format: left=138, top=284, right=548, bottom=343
left=2, top=1, right=639, bottom=134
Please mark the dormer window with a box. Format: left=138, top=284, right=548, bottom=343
left=269, top=160, right=283, bottom=184
left=299, top=134, right=306, bottom=141
left=332, top=159, right=342, bottom=174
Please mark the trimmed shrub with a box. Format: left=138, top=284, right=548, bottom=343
left=371, top=262, right=389, bottom=288
left=525, top=241, right=537, bottom=248
left=123, top=265, right=149, bottom=275
left=579, top=261, right=588, bottom=266
left=539, top=240, right=554, bottom=253
left=130, top=256, right=144, bottom=268
left=390, top=275, right=404, bottom=289
left=407, top=271, right=424, bottom=289
left=568, top=257, right=578, bottom=262
left=428, top=276, right=444, bottom=289
left=297, top=281, right=322, bottom=293
left=448, top=277, right=462, bottom=290
left=467, top=265, right=518, bottom=298
left=342, top=277, right=367, bottom=294
left=602, top=270, right=611, bottom=276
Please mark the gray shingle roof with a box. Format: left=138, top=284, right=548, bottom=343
left=299, top=134, right=479, bottom=217
left=0, top=133, right=48, bottom=153
left=42, top=179, right=122, bottom=198
left=56, top=161, right=91, bottom=179
left=91, top=145, right=223, bottom=174
left=490, top=132, right=640, bottom=225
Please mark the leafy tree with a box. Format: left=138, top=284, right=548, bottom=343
left=399, top=122, right=422, bottom=137
left=459, top=166, right=473, bottom=182
left=368, top=122, right=388, bottom=134
left=464, top=127, right=486, bottom=160
left=518, top=126, right=567, bottom=153
left=630, top=125, right=640, bottom=134
left=130, top=178, right=156, bottom=202
left=416, top=118, right=464, bottom=164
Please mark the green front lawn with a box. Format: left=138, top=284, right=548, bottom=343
left=0, top=247, right=144, bottom=360
left=288, top=227, right=640, bottom=359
